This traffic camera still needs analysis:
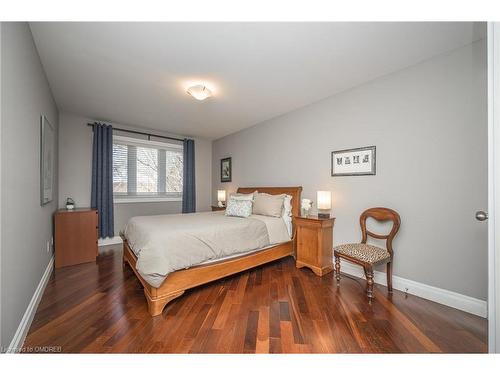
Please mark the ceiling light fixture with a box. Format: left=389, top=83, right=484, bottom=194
left=186, top=84, right=212, bottom=101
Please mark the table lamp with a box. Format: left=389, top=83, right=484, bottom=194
left=317, top=191, right=332, bottom=219
left=217, top=190, right=226, bottom=207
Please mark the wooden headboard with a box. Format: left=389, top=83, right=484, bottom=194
left=237, top=186, right=303, bottom=218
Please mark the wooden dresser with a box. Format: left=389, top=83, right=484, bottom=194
left=54, top=208, right=98, bottom=268
left=295, top=215, right=335, bottom=276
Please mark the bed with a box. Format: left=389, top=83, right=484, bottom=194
left=122, top=186, right=302, bottom=316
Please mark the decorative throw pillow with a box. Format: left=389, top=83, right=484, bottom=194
left=253, top=193, right=286, bottom=218
left=225, top=199, right=253, bottom=218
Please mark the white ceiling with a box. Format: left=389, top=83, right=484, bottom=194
left=30, top=22, right=485, bottom=140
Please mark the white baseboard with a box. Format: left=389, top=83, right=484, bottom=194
left=339, top=261, right=488, bottom=318
left=98, top=236, right=123, bottom=247
left=6, top=256, right=54, bottom=353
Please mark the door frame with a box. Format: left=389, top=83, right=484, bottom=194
left=488, top=22, right=500, bottom=353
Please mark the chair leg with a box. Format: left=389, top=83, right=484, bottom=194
left=364, top=266, right=374, bottom=302
left=334, top=256, right=341, bottom=285
left=386, top=262, right=393, bottom=293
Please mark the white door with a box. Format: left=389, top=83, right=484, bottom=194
left=488, top=22, right=500, bottom=353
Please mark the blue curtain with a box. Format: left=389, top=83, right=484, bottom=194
left=91, top=123, right=114, bottom=238
left=182, top=139, right=196, bottom=213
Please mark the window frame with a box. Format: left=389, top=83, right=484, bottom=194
left=112, top=135, right=184, bottom=203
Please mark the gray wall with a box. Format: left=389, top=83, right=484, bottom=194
left=0, top=23, right=59, bottom=349
left=58, top=112, right=212, bottom=236
left=212, top=40, right=488, bottom=300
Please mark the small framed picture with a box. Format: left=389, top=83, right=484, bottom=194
left=220, top=157, right=232, bottom=182
left=331, top=146, right=376, bottom=176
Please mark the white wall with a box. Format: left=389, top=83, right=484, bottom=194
left=212, top=40, right=488, bottom=300
left=0, top=22, right=59, bottom=349
left=58, top=112, right=212, bottom=236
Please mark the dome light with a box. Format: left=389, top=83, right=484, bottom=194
left=186, top=84, right=212, bottom=101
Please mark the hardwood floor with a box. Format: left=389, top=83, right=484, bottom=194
left=23, top=247, right=487, bottom=353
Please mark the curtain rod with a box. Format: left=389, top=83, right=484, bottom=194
left=87, top=123, right=184, bottom=142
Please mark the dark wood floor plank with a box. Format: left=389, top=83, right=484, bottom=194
left=243, top=310, right=259, bottom=353
left=255, top=306, right=270, bottom=353
left=23, top=250, right=488, bottom=353
left=279, top=301, right=291, bottom=321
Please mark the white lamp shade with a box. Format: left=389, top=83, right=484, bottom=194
left=217, top=190, right=226, bottom=202
left=317, top=191, right=332, bottom=210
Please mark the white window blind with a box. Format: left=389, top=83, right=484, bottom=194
left=112, top=135, right=183, bottom=200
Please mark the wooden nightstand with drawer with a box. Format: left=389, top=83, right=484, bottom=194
left=54, top=208, right=98, bottom=268
left=295, top=215, right=335, bottom=276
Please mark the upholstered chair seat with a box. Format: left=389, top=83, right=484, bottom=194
left=333, top=243, right=390, bottom=264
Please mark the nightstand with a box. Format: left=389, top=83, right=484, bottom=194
left=211, top=205, right=226, bottom=212
left=295, top=215, right=335, bottom=276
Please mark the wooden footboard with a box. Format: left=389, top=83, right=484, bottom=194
left=123, top=239, right=294, bottom=316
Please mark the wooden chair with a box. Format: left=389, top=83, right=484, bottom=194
left=334, top=207, right=401, bottom=301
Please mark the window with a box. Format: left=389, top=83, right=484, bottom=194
left=112, top=135, right=183, bottom=202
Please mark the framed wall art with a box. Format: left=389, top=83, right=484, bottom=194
left=40, top=115, right=55, bottom=205
left=331, top=146, right=376, bottom=176
left=220, top=157, right=232, bottom=182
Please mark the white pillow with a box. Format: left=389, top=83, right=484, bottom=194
left=282, top=195, right=293, bottom=237
left=225, top=199, right=253, bottom=218
left=282, top=195, right=292, bottom=217
left=253, top=193, right=285, bottom=217
left=229, top=191, right=257, bottom=201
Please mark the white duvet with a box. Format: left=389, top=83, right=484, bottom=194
left=124, top=211, right=290, bottom=287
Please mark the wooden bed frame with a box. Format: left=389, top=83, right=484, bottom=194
left=122, top=186, right=302, bottom=316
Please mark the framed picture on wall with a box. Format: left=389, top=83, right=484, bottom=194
left=40, top=115, right=55, bottom=205
left=220, top=157, right=232, bottom=182
left=331, top=146, right=376, bottom=176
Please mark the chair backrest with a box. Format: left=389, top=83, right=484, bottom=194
left=360, top=207, right=401, bottom=255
